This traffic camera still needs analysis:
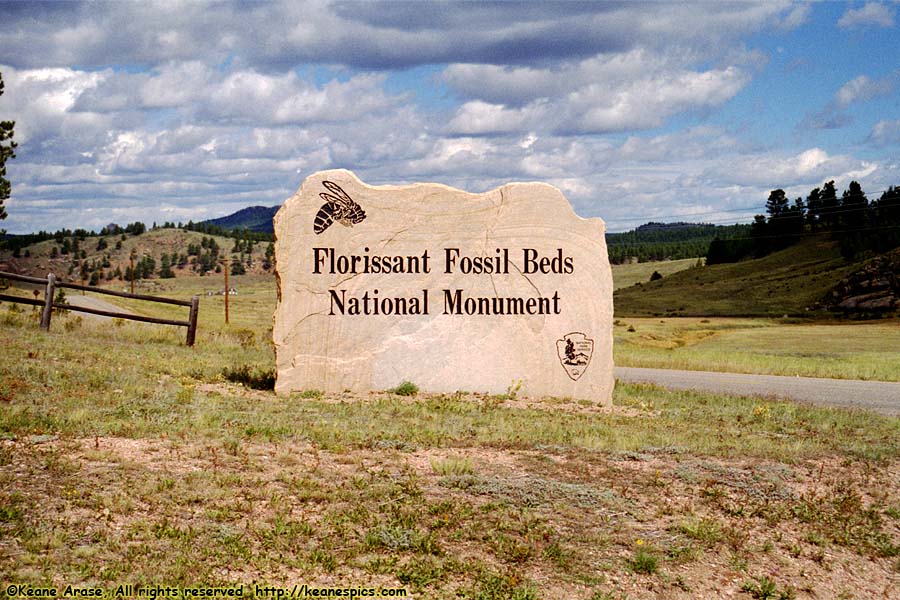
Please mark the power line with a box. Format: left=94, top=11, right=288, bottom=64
left=607, top=222, right=900, bottom=247
left=608, top=197, right=899, bottom=230
left=607, top=187, right=899, bottom=225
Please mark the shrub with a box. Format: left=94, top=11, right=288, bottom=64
left=221, top=365, right=275, bottom=390
left=388, top=381, right=419, bottom=396
left=627, top=548, right=658, bottom=575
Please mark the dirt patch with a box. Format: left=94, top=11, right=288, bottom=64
left=2, top=435, right=897, bottom=598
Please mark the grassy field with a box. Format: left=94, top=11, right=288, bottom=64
left=610, top=258, right=701, bottom=291
left=1, top=277, right=899, bottom=598
left=615, top=317, right=900, bottom=381
left=613, top=238, right=858, bottom=317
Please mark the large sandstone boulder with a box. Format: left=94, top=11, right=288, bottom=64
left=273, top=169, right=614, bottom=404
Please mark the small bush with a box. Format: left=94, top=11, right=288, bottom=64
left=650, top=270, right=663, bottom=281
left=430, top=457, right=474, bottom=476
left=469, top=571, right=537, bottom=600
left=221, top=365, right=275, bottom=390
left=741, top=576, right=795, bottom=600
left=388, top=381, right=419, bottom=396
left=53, top=288, right=69, bottom=314
left=231, top=328, right=256, bottom=348
left=627, top=548, right=658, bottom=575
left=63, top=315, right=84, bottom=331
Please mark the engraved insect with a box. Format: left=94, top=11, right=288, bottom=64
left=313, top=180, right=367, bottom=234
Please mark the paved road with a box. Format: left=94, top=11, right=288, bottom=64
left=615, top=366, right=900, bottom=416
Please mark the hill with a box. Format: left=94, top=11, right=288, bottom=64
left=613, top=237, right=866, bottom=317
left=610, top=257, right=701, bottom=290
left=0, top=228, right=273, bottom=285
left=202, top=205, right=278, bottom=233
left=606, top=222, right=748, bottom=263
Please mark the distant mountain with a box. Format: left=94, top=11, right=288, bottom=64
left=202, top=206, right=279, bottom=233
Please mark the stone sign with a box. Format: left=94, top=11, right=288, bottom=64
left=273, top=169, right=614, bottom=404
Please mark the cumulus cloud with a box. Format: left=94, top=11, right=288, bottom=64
left=837, top=2, right=896, bottom=28
left=0, top=1, right=797, bottom=71
left=444, top=51, right=751, bottom=135
left=703, top=147, right=876, bottom=190
left=0, top=1, right=892, bottom=234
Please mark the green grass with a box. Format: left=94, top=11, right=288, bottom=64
left=388, top=381, right=420, bottom=397
left=613, top=238, right=859, bottom=317
left=611, top=257, right=701, bottom=290
left=614, top=316, right=900, bottom=381
left=627, top=548, right=659, bottom=575
left=1, top=276, right=899, bottom=597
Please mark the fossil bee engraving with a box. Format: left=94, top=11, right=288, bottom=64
left=313, top=180, right=367, bottom=234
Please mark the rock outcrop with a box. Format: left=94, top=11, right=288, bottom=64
left=825, top=249, right=900, bottom=314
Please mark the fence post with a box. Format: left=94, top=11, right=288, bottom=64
left=40, top=273, right=56, bottom=331
left=186, top=295, right=199, bottom=346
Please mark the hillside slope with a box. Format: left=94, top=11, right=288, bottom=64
left=1, top=228, right=272, bottom=283
left=203, top=206, right=278, bottom=233
left=613, top=238, right=860, bottom=317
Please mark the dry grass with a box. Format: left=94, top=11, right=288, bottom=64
left=614, top=317, right=900, bottom=381
left=1, top=278, right=899, bottom=598
left=611, top=258, right=701, bottom=291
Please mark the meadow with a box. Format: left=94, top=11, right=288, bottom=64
left=1, top=275, right=898, bottom=599
left=612, top=239, right=858, bottom=317
left=614, top=317, right=900, bottom=381
left=610, top=258, right=701, bottom=291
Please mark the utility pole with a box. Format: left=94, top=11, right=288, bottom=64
left=223, top=254, right=230, bottom=324
left=129, top=248, right=137, bottom=295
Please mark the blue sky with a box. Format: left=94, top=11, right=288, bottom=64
left=0, top=1, right=898, bottom=234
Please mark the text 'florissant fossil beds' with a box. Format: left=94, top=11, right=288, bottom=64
left=273, top=169, right=614, bottom=404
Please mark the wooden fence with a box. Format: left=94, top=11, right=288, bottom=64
left=0, top=271, right=199, bottom=346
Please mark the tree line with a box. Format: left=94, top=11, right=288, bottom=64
left=707, top=181, right=900, bottom=264
left=607, top=222, right=749, bottom=264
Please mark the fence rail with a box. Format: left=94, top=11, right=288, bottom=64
left=0, top=271, right=199, bottom=346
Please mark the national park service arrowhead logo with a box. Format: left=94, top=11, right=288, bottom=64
left=556, top=332, right=593, bottom=381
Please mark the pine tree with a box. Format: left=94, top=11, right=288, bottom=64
left=0, top=72, right=16, bottom=231
left=158, top=254, right=175, bottom=278
left=841, top=181, right=868, bottom=230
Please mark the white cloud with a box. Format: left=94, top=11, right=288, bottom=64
left=444, top=52, right=751, bottom=135
left=0, top=65, right=113, bottom=163
left=0, top=1, right=797, bottom=71
left=445, top=101, right=545, bottom=135
left=618, top=127, right=740, bottom=162
left=869, top=119, right=900, bottom=146
left=0, top=2, right=894, bottom=235
left=778, top=4, right=812, bottom=30
left=573, top=66, right=749, bottom=133
left=800, top=71, right=898, bottom=131
left=703, top=147, right=876, bottom=190
left=834, top=73, right=897, bottom=108
left=837, top=2, right=896, bottom=28
left=139, top=61, right=213, bottom=108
